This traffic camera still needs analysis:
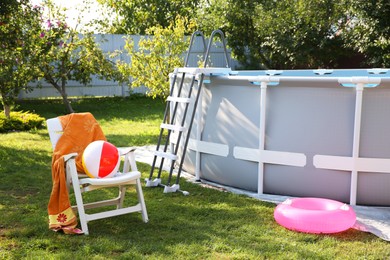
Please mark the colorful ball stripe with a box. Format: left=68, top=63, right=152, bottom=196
left=82, top=141, right=120, bottom=178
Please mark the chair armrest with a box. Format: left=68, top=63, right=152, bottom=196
left=62, top=153, right=78, bottom=191
left=118, top=147, right=138, bottom=172
left=63, top=152, right=78, bottom=162
left=118, top=147, right=136, bottom=156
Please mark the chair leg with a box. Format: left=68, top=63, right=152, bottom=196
left=117, top=186, right=126, bottom=209
left=74, top=186, right=89, bottom=235
left=135, top=178, right=149, bottom=223
left=68, top=160, right=90, bottom=235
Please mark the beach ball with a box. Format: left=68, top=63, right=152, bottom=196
left=82, top=140, right=120, bottom=178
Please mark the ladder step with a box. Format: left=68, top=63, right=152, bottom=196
left=154, top=151, right=178, bottom=161
left=160, top=123, right=186, bottom=132
left=167, top=96, right=191, bottom=103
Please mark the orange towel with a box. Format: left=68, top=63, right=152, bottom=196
left=48, top=112, right=106, bottom=234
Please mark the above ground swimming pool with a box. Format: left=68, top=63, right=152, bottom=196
left=171, top=68, right=390, bottom=206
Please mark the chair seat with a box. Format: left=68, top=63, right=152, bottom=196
left=79, top=171, right=141, bottom=186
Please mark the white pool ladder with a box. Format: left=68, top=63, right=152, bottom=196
left=145, top=30, right=230, bottom=194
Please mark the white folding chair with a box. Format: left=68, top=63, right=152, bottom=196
left=47, top=117, right=148, bottom=235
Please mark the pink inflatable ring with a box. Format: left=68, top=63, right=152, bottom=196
left=274, top=197, right=356, bottom=234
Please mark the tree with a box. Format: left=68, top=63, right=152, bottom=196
left=198, top=0, right=355, bottom=69
left=0, top=0, right=42, bottom=118
left=196, top=0, right=263, bottom=69
left=0, top=0, right=17, bottom=15
left=252, top=0, right=353, bottom=69
left=34, top=0, right=123, bottom=113
left=345, top=0, right=390, bottom=67
left=198, top=0, right=390, bottom=69
left=117, top=17, right=195, bottom=99
left=97, top=0, right=200, bottom=34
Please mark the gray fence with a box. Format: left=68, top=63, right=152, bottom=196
left=19, top=34, right=239, bottom=99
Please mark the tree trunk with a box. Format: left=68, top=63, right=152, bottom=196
left=60, top=78, right=74, bottom=114
left=61, top=92, right=74, bottom=113
left=4, top=104, right=10, bottom=119
left=49, top=78, right=74, bottom=114
left=1, top=92, right=11, bottom=119
left=56, top=86, right=74, bottom=113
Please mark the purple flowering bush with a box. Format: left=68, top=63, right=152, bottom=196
left=0, top=0, right=42, bottom=118
left=1, top=0, right=123, bottom=117
left=32, top=0, right=123, bottom=113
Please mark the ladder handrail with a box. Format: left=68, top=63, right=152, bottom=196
left=184, top=31, right=207, bottom=67
left=203, top=29, right=230, bottom=68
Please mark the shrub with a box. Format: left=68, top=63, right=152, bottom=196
left=0, top=111, right=45, bottom=132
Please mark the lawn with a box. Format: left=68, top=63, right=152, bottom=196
left=1, top=96, right=390, bottom=259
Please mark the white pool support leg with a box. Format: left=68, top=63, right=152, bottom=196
left=350, top=82, right=364, bottom=205
left=195, top=83, right=203, bottom=181
left=169, top=75, right=175, bottom=172
left=257, top=81, right=268, bottom=194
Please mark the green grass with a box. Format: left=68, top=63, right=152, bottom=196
left=1, top=97, right=390, bottom=259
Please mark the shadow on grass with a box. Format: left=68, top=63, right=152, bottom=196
left=0, top=144, right=52, bottom=240
left=16, top=96, right=166, bottom=123
left=105, top=134, right=160, bottom=147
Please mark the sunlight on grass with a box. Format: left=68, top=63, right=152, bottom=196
left=1, top=97, right=390, bottom=259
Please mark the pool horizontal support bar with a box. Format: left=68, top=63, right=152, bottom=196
left=233, top=148, right=307, bottom=167
left=188, top=139, right=229, bottom=157
left=314, top=155, right=390, bottom=173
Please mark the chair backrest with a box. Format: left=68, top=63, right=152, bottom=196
left=46, top=118, right=63, bottom=150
